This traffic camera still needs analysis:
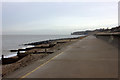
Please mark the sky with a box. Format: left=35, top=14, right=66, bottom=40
left=2, top=2, right=118, bottom=35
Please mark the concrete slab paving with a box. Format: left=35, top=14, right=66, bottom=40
left=21, top=36, right=118, bottom=78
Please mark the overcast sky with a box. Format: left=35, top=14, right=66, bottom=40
left=2, top=2, right=118, bottom=35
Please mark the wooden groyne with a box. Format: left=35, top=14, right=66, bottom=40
left=9, top=37, right=82, bottom=53
left=2, top=53, right=28, bottom=65
left=2, top=36, right=85, bottom=65
left=24, top=37, right=81, bottom=45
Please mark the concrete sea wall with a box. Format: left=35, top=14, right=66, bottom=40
left=95, top=33, right=120, bottom=76
left=95, top=33, right=120, bottom=48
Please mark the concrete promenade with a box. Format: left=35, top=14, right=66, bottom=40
left=7, top=36, right=118, bottom=78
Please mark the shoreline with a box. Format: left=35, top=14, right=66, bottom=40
left=2, top=35, right=86, bottom=77
left=2, top=35, right=84, bottom=59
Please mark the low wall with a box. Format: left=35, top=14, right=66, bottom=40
left=95, top=33, right=120, bottom=48
left=95, top=33, right=120, bottom=76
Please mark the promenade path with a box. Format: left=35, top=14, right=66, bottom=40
left=6, top=36, right=118, bottom=78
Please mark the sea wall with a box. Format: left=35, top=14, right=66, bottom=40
left=95, top=33, right=120, bottom=48
left=95, top=33, right=120, bottom=76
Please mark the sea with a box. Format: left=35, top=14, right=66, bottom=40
left=1, top=35, right=83, bottom=58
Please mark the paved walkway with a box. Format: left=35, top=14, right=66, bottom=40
left=7, top=36, right=119, bottom=78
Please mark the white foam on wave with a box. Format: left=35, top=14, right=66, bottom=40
left=22, top=45, right=34, bottom=49
left=1, top=45, right=35, bottom=60
left=20, top=51, right=26, bottom=53
left=4, top=53, right=17, bottom=58
left=0, top=52, right=17, bottom=60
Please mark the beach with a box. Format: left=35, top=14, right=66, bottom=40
left=2, top=35, right=82, bottom=58
left=2, top=35, right=86, bottom=77
left=2, top=35, right=118, bottom=79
